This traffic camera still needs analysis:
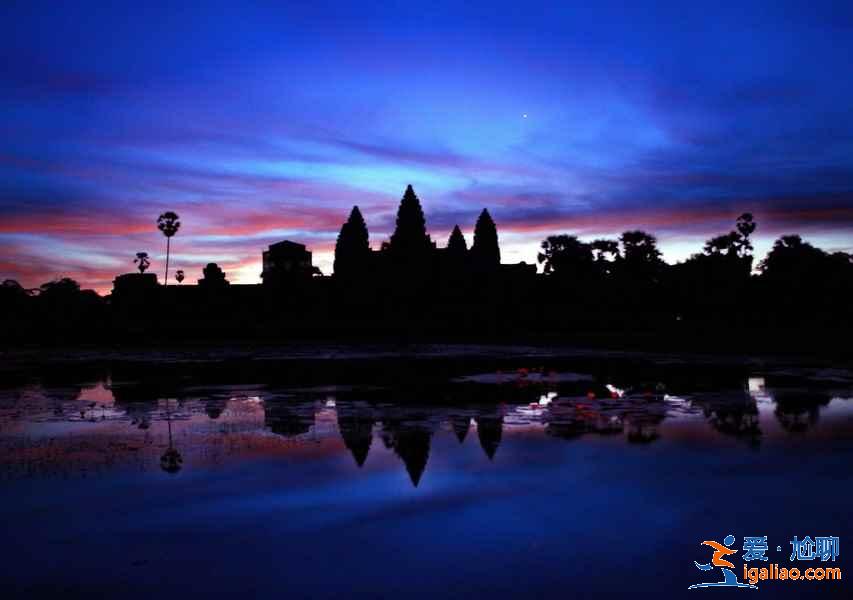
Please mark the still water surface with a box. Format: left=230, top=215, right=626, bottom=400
left=1, top=365, right=851, bottom=598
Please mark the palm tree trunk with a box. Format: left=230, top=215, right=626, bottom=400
left=167, top=400, right=173, bottom=446
left=164, top=237, right=171, bottom=286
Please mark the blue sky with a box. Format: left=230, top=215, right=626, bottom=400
left=2, top=1, right=852, bottom=290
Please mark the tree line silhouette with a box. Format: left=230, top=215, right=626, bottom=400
left=1, top=186, right=851, bottom=351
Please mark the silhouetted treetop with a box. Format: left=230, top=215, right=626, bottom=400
left=471, top=208, right=500, bottom=266
left=1, top=279, right=31, bottom=302
left=591, top=239, right=620, bottom=262
left=2, top=279, right=27, bottom=294
left=616, top=231, right=665, bottom=286
left=830, top=251, right=853, bottom=267
left=682, top=214, right=758, bottom=292
left=538, top=235, right=593, bottom=277
left=388, top=185, right=432, bottom=256
left=134, top=252, right=151, bottom=273
left=447, top=225, right=468, bottom=255
left=699, top=213, right=757, bottom=262
left=39, top=277, right=80, bottom=297
left=157, top=212, right=181, bottom=237
left=736, top=213, right=756, bottom=256
left=334, top=205, right=370, bottom=276
left=759, top=235, right=826, bottom=278
left=0, top=279, right=32, bottom=325
left=590, top=239, right=620, bottom=278
left=620, top=230, right=662, bottom=265
left=703, top=232, right=742, bottom=257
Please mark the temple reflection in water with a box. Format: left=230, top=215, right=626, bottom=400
left=1, top=371, right=851, bottom=485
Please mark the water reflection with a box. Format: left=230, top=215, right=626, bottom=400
left=774, top=390, right=831, bottom=433
left=381, top=412, right=434, bottom=487
left=475, top=409, right=503, bottom=459
left=693, top=391, right=761, bottom=446
left=204, top=397, right=227, bottom=420
left=264, top=399, right=316, bottom=438
left=1, top=370, right=851, bottom=485
left=160, top=399, right=183, bottom=474
left=336, top=403, right=375, bottom=467
left=450, top=414, right=471, bottom=443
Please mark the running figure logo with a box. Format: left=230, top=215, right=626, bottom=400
left=689, top=534, right=758, bottom=589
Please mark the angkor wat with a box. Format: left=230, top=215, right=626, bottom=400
left=2, top=184, right=852, bottom=350
left=101, top=185, right=538, bottom=339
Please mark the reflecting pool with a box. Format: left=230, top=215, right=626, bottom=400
left=1, top=363, right=851, bottom=598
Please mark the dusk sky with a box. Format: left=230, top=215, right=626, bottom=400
left=2, top=1, right=853, bottom=292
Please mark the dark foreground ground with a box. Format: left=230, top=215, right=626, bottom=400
left=2, top=341, right=851, bottom=385
left=1, top=344, right=851, bottom=598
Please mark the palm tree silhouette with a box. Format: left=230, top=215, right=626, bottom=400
left=157, top=212, right=181, bottom=286
left=175, top=269, right=185, bottom=284
left=134, top=252, right=150, bottom=274
left=160, top=398, right=183, bottom=474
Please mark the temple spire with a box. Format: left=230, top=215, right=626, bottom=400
left=471, top=208, right=500, bottom=267
left=334, top=205, right=370, bottom=277
left=388, top=185, right=432, bottom=257
left=447, top=225, right=468, bottom=255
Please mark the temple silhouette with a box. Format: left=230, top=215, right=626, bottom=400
left=3, top=184, right=853, bottom=349
left=108, top=184, right=538, bottom=339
